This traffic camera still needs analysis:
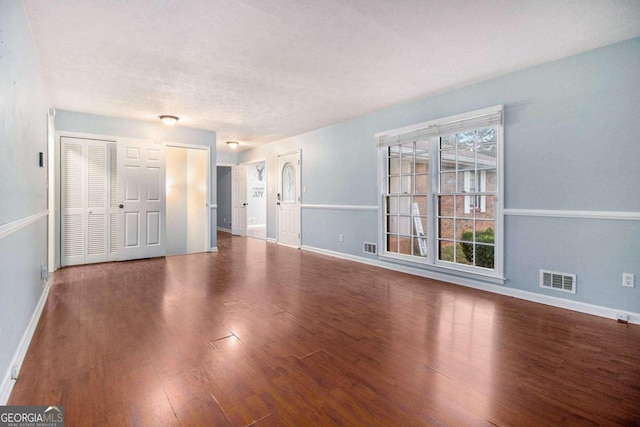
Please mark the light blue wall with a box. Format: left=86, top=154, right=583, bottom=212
left=216, top=166, right=232, bottom=230
left=240, top=37, right=640, bottom=314
left=217, top=150, right=238, bottom=165
left=55, top=110, right=218, bottom=257
left=0, top=0, right=51, bottom=399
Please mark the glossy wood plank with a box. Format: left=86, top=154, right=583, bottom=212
left=9, top=233, right=640, bottom=426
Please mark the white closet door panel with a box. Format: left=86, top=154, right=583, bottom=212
left=61, top=138, right=112, bottom=266
left=108, top=143, right=118, bottom=261
left=61, top=140, right=86, bottom=266
left=85, top=142, right=108, bottom=263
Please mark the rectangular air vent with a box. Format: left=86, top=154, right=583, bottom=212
left=363, top=242, right=377, bottom=255
left=540, top=270, right=576, bottom=294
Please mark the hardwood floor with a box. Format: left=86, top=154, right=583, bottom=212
left=9, top=233, right=640, bottom=426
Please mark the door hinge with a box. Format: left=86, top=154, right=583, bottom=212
left=298, top=233, right=300, bottom=239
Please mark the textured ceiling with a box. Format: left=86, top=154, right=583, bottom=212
left=23, top=0, right=640, bottom=151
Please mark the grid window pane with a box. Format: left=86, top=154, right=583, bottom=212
left=387, top=234, right=399, bottom=253
left=413, top=196, right=428, bottom=215
left=387, top=215, right=398, bottom=233
left=399, top=157, right=413, bottom=174
left=415, top=174, right=429, bottom=193
left=439, top=172, right=456, bottom=193
left=439, top=218, right=454, bottom=239
left=438, top=195, right=454, bottom=217
left=390, top=176, right=401, bottom=194
left=387, top=196, right=398, bottom=214
left=398, top=216, right=411, bottom=235
left=389, top=157, right=400, bottom=174
left=456, top=219, right=473, bottom=241
left=398, top=237, right=412, bottom=255
left=399, top=196, right=411, bottom=215
left=474, top=244, right=495, bottom=269
left=439, top=240, right=455, bottom=263
left=401, top=175, right=412, bottom=194
left=456, top=242, right=474, bottom=265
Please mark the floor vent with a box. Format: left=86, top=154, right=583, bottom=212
left=540, top=270, right=576, bottom=294
left=363, top=242, right=377, bottom=255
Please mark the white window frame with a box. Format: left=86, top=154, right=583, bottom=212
left=376, top=105, right=504, bottom=281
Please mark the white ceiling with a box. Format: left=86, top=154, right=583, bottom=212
left=23, top=0, right=640, bottom=151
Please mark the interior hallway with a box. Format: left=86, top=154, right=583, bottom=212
left=9, top=233, right=640, bottom=425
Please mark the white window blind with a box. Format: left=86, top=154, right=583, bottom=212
left=377, top=108, right=502, bottom=148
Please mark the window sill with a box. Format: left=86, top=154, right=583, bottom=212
left=379, top=253, right=506, bottom=285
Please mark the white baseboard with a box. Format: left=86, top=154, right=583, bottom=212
left=266, top=238, right=277, bottom=244
left=210, top=247, right=219, bottom=252
left=0, top=282, right=51, bottom=405
left=300, top=245, right=640, bottom=325
left=216, top=227, right=232, bottom=233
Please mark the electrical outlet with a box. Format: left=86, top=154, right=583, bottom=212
left=622, top=273, right=634, bottom=288
left=339, top=234, right=344, bottom=242
left=617, top=313, right=629, bottom=323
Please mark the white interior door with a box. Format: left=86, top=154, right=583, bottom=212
left=117, top=140, right=166, bottom=260
left=231, top=165, right=247, bottom=236
left=277, top=151, right=301, bottom=248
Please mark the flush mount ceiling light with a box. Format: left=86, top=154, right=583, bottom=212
left=226, top=141, right=239, bottom=149
left=159, top=115, right=179, bottom=126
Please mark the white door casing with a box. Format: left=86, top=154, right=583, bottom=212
left=277, top=151, right=301, bottom=248
left=117, top=139, right=166, bottom=260
left=231, top=165, right=247, bottom=236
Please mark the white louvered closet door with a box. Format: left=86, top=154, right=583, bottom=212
left=85, top=142, right=108, bottom=263
left=61, top=138, right=116, bottom=266
left=61, top=140, right=86, bottom=266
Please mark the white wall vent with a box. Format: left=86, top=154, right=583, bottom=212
left=363, top=242, right=377, bottom=255
left=540, top=270, right=576, bottom=294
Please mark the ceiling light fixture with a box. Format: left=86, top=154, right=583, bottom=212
left=226, top=141, right=239, bottom=149
left=159, top=115, right=179, bottom=126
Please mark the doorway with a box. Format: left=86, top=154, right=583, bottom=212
left=245, top=161, right=267, bottom=240
left=216, top=166, right=233, bottom=233
left=276, top=151, right=301, bottom=248
left=165, top=145, right=209, bottom=255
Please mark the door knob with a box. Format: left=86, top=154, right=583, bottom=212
left=119, top=204, right=124, bottom=208
left=243, top=203, right=248, bottom=206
